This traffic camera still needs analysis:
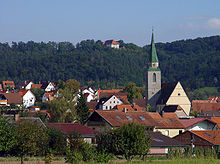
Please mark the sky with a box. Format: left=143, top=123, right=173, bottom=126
left=1, top=0, right=220, bottom=46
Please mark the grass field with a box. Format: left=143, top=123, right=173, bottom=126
left=0, top=159, right=220, bottom=164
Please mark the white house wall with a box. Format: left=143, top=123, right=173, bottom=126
left=102, top=95, right=123, bottom=110
left=23, top=91, right=36, bottom=108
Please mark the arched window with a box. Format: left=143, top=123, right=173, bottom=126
left=153, top=73, right=156, bottom=82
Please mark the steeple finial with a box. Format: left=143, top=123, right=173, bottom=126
left=150, top=28, right=159, bottom=64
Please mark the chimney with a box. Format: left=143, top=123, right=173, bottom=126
left=123, top=108, right=127, bottom=113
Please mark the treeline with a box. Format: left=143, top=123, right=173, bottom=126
left=0, top=36, right=220, bottom=90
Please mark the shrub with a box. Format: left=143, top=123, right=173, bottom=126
left=65, top=148, right=82, bottom=164
left=96, top=149, right=111, bottom=163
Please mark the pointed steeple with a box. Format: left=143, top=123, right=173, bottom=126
left=150, top=29, right=159, bottom=64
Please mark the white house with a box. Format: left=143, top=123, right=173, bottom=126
left=98, top=95, right=123, bottom=110
left=25, top=81, right=34, bottom=90
left=18, top=90, right=36, bottom=108
left=81, top=87, right=95, bottom=102
left=43, top=82, right=56, bottom=92
left=103, top=40, right=120, bottom=49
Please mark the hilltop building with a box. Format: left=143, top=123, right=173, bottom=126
left=146, top=30, right=191, bottom=116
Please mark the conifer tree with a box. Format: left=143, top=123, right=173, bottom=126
left=76, top=92, right=90, bottom=124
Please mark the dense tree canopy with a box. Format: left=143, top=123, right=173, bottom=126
left=0, top=36, right=220, bottom=91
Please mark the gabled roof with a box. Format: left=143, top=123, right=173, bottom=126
left=190, top=130, right=220, bottom=145
left=31, top=84, right=43, bottom=89
left=180, top=118, right=216, bottom=129
left=148, top=112, right=184, bottom=129
left=113, top=104, right=144, bottom=111
left=133, top=98, right=146, bottom=108
left=2, top=81, right=15, bottom=88
left=0, top=84, right=2, bottom=90
left=87, top=101, right=98, bottom=110
left=46, top=123, right=98, bottom=136
left=93, top=110, right=156, bottom=127
left=1, top=92, right=22, bottom=104
left=103, top=40, right=120, bottom=45
left=192, top=100, right=220, bottom=112
left=149, top=131, right=185, bottom=147
left=157, top=82, right=178, bottom=105
left=88, top=111, right=184, bottom=129
left=97, top=89, right=122, bottom=99
left=211, top=117, right=220, bottom=128
left=18, top=89, right=29, bottom=97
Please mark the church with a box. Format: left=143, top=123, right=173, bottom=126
left=145, top=30, right=191, bottom=116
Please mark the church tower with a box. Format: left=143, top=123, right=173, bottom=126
left=146, top=30, right=161, bottom=110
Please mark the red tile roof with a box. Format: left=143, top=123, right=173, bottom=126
left=103, top=40, right=120, bottom=45
left=87, top=101, right=98, bottom=110
left=0, top=84, right=2, bottom=90
left=180, top=118, right=216, bottom=129
left=192, top=100, right=220, bottom=112
left=211, top=117, right=220, bottom=128
left=97, top=89, right=122, bottom=99
left=1, top=92, right=22, bottom=104
left=133, top=98, right=146, bottom=108
left=190, top=130, right=220, bottom=145
left=113, top=104, right=144, bottom=111
left=91, top=111, right=184, bottom=129
left=2, top=81, right=15, bottom=88
left=18, top=89, right=29, bottom=97
left=31, top=84, right=43, bottom=89
left=46, top=123, right=98, bottom=136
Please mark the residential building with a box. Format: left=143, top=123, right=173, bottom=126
left=85, top=110, right=184, bottom=137
left=46, top=123, right=99, bottom=144
left=179, top=118, right=218, bottom=131
left=192, top=99, right=220, bottom=113
left=18, top=89, right=36, bottom=108
left=103, top=40, right=120, bottom=49
left=97, top=95, right=123, bottom=110
left=2, top=81, right=15, bottom=90
left=174, top=130, right=220, bottom=149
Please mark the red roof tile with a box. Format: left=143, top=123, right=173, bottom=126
left=18, top=89, right=29, bottom=97
left=46, top=123, right=98, bottom=136
left=1, top=92, right=22, bottom=104
left=190, top=130, right=220, bottom=145
left=211, top=117, right=220, bottom=128
left=180, top=118, right=216, bottom=129
left=91, top=111, right=184, bottom=129
left=31, top=84, right=43, bottom=89
left=103, top=40, right=120, bottom=45
left=2, top=81, right=15, bottom=88
left=192, top=100, right=220, bottom=112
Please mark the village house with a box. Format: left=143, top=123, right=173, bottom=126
left=85, top=110, right=184, bottom=137
left=97, top=95, right=123, bottom=110
left=2, top=81, right=15, bottom=90
left=192, top=98, right=220, bottom=113
left=42, top=90, right=58, bottom=103
left=0, top=92, right=22, bottom=106
left=18, top=89, right=36, bottom=108
left=17, top=80, right=34, bottom=90
left=103, top=40, right=120, bottom=49
left=174, top=130, right=220, bottom=149
left=148, top=131, right=186, bottom=156
left=46, top=123, right=99, bottom=144
left=179, top=117, right=218, bottom=131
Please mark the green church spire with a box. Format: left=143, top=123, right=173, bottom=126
left=150, top=29, right=159, bottom=63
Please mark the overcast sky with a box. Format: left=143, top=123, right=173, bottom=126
left=1, top=0, right=220, bottom=46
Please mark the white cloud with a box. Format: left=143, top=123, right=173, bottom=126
left=207, top=18, right=220, bottom=29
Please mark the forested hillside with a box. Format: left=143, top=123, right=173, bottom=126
left=0, top=36, right=220, bottom=91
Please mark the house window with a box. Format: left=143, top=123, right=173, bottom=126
left=110, top=106, right=112, bottom=109
left=178, top=93, right=181, bottom=96
left=114, top=101, right=115, bottom=103
left=106, top=106, right=108, bottom=110
left=179, top=130, right=182, bottom=134
left=153, top=73, right=156, bottom=82
left=110, top=101, right=111, bottom=104
left=165, top=130, right=169, bottom=136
